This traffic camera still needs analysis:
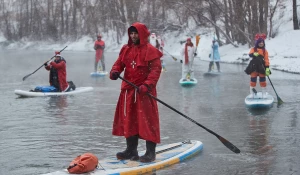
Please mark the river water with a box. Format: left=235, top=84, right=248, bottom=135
left=0, top=50, right=299, bottom=175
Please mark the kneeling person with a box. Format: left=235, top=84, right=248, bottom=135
left=44, top=52, right=75, bottom=92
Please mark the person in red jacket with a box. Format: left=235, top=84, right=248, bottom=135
left=44, top=52, right=74, bottom=92
left=110, top=22, right=163, bottom=163
left=94, top=34, right=105, bottom=72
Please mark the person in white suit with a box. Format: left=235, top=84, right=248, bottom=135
left=180, top=38, right=196, bottom=80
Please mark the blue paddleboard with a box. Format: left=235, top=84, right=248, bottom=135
left=90, top=71, right=108, bottom=77
left=179, top=78, right=198, bottom=86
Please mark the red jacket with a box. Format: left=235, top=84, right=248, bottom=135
left=94, top=40, right=105, bottom=62
left=110, top=22, right=163, bottom=143
left=45, top=60, right=68, bottom=91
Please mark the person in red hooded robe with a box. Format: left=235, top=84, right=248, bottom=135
left=110, top=22, right=163, bottom=163
left=94, top=34, right=105, bottom=72
left=44, top=52, right=74, bottom=92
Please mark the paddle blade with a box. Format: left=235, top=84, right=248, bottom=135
left=22, top=73, right=32, bottom=81
left=196, top=35, right=200, bottom=46
left=217, top=135, right=240, bottom=154
left=277, top=96, right=284, bottom=105
left=172, top=56, right=177, bottom=61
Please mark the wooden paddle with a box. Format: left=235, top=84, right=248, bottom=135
left=22, top=46, right=68, bottom=81
left=195, top=35, right=200, bottom=53
left=118, top=76, right=241, bottom=154
left=162, top=48, right=178, bottom=61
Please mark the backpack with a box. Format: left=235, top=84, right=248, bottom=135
left=34, top=86, right=58, bottom=92
left=67, top=153, right=98, bottom=174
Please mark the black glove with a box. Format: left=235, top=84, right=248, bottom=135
left=180, top=60, right=183, bottom=63
left=194, top=53, right=197, bottom=56
left=44, top=62, right=48, bottom=66
left=110, top=71, right=120, bottom=80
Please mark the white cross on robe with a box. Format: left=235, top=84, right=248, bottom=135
left=131, top=60, right=136, bottom=68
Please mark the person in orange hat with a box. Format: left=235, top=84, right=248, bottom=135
left=94, top=34, right=106, bottom=72
left=44, top=51, right=75, bottom=92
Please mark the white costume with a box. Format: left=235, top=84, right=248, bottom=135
left=180, top=42, right=195, bottom=79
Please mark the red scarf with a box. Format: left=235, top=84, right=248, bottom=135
left=185, top=42, right=193, bottom=64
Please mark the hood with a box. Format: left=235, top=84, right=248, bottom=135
left=127, top=22, right=150, bottom=46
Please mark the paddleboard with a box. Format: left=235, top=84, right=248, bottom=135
left=91, top=71, right=108, bottom=77
left=203, top=71, right=221, bottom=76
left=43, top=140, right=203, bottom=175
left=245, top=92, right=274, bottom=108
left=15, top=87, right=93, bottom=97
left=179, top=78, right=198, bottom=86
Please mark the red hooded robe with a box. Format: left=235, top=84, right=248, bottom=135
left=110, top=22, right=163, bottom=143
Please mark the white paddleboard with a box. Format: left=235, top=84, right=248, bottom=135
left=91, top=71, right=108, bottom=77
left=179, top=78, right=198, bottom=86
left=43, top=140, right=203, bottom=175
left=245, top=92, right=274, bottom=108
left=15, top=87, right=93, bottom=97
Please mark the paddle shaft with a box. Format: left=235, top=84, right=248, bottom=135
left=118, top=76, right=240, bottom=154
left=259, top=58, right=283, bottom=104
left=162, top=48, right=177, bottom=61
left=22, top=46, right=68, bottom=81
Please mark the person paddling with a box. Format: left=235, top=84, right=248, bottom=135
left=44, top=52, right=75, bottom=92
left=109, top=22, right=163, bottom=163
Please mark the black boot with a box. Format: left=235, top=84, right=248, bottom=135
left=216, top=62, right=221, bottom=72
left=208, top=61, right=213, bottom=72
left=116, top=135, right=139, bottom=160
left=68, top=81, right=76, bottom=90
left=139, top=141, right=156, bottom=163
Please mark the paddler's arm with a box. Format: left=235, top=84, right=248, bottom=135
left=143, top=57, right=162, bottom=90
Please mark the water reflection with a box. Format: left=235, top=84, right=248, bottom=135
left=46, top=96, right=69, bottom=125
left=180, top=86, right=195, bottom=114
left=47, top=96, right=68, bottom=110
left=247, top=115, right=274, bottom=175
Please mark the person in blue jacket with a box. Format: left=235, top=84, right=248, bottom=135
left=208, top=38, right=221, bottom=72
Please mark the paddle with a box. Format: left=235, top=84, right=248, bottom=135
left=258, top=56, right=283, bottom=105
left=162, top=48, right=178, bottom=61
left=266, top=75, right=284, bottom=105
left=118, top=75, right=241, bottom=154
left=22, top=46, right=68, bottom=81
left=195, top=35, right=200, bottom=53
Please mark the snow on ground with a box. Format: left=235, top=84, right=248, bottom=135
left=0, top=0, right=300, bottom=74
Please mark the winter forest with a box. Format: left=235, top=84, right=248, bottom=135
left=1, top=0, right=299, bottom=48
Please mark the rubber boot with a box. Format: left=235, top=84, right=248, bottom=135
left=216, top=62, right=221, bottom=72
left=94, top=61, right=98, bottom=72
left=139, top=141, right=156, bottom=163
left=261, top=87, right=267, bottom=98
left=116, top=135, right=139, bottom=160
left=68, top=81, right=76, bottom=90
left=250, top=86, right=255, bottom=98
left=208, top=62, right=213, bottom=72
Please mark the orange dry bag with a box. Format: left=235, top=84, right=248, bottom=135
left=67, top=153, right=98, bottom=174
